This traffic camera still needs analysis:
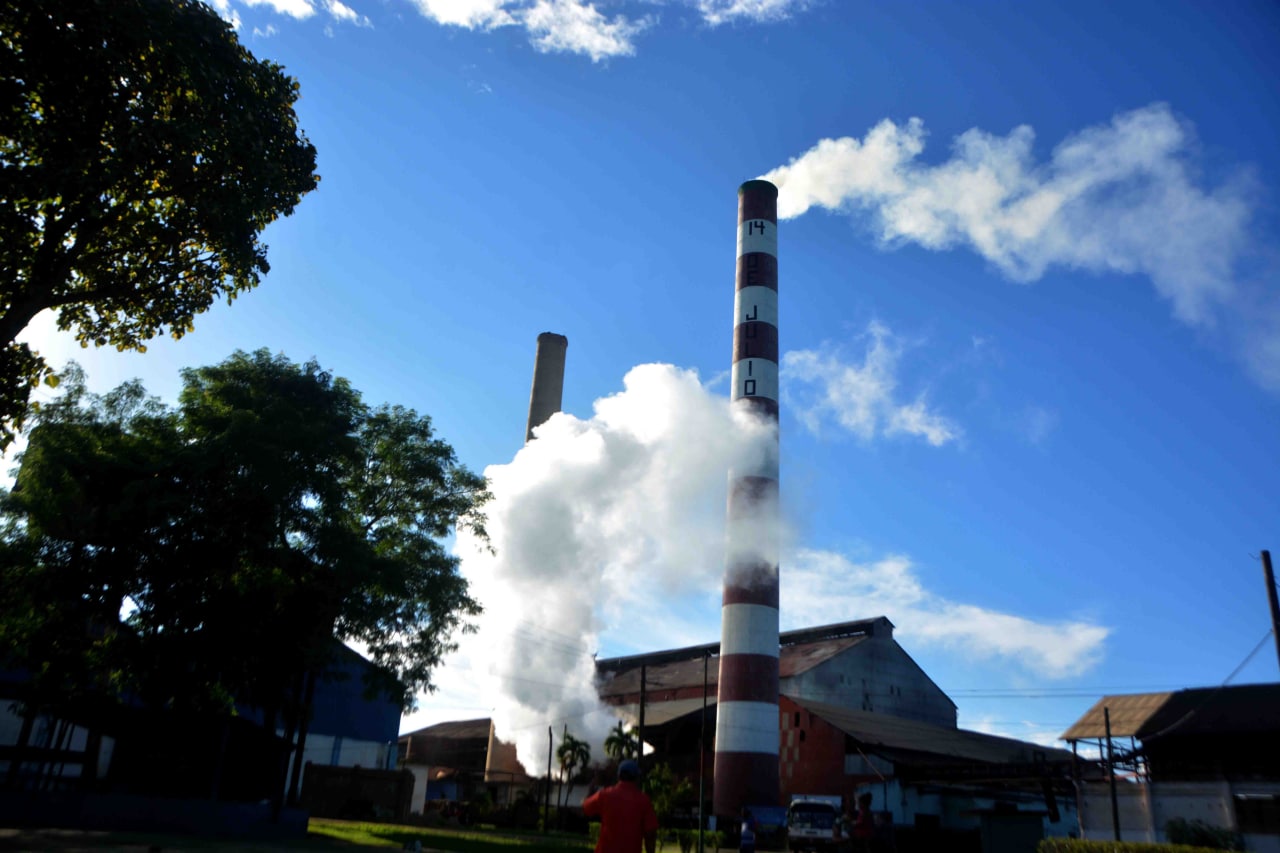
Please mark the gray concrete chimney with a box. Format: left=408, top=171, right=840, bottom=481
left=525, top=332, right=568, bottom=443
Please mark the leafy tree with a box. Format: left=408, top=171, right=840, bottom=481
left=0, top=0, right=319, bottom=445
left=642, top=762, right=693, bottom=826
left=605, top=720, right=640, bottom=761
left=1, top=350, right=489, bottom=728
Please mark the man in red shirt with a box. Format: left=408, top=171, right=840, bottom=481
left=582, top=759, right=658, bottom=853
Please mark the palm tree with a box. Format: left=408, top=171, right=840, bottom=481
left=605, top=721, right=639, bottom=761
left=557, top=732, right=591, bottom=808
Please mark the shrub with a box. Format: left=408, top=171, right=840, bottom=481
left=1038, top=839, right=1238, bottom=853
left=1165, top=818, right=1244, bottom=851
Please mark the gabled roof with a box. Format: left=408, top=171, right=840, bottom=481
left=1062, top=683, right=1280, bottom=741
left=400, top=718, right=492, bottom=740
left=1060, top=693, right=1174, bottom=740
left=595, top=617, right=892, bottom=698
left=596, top=636, right=866, bottom=698
left=793, top=696, right=1073, bottom=766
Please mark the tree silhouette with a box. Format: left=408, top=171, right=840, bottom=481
left=1, top=350, right=490, bottom=732
left=0, top=0, right=319, bottom=445
left=604, top=720, right=640, bottom=761
left=557, top=731, right=591, bottom=808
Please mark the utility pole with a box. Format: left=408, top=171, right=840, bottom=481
left=544, top=727, right=552, bottom=834
left=698, top=651, right=709, bottom=853
left=1263, top=550, right=1280, bottom=671
left=1105, top=707, right=1121, bottom=842
left=638, top=665, right=647, bottom=774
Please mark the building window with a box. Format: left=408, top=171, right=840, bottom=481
left=794, top=712, right=800, bottom=728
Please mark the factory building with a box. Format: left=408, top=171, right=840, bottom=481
left=596, top=617, right=1077, bottom=842
left=595, top=617, right=957, bottom=793
left=1063, top=684, right=1280, bottom=850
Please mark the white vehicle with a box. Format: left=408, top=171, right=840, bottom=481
left=786, top=795, right=843, bottom=853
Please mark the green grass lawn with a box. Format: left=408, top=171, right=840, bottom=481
left=307, top=819, right=596, bottom=852
left=0, top=820, right=594, bottom=851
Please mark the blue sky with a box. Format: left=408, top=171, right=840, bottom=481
left=17, top=0, right=1280, bottom=763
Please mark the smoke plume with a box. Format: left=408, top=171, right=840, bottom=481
left=762, top=104, right=1278, bottom=387
left=422, top=362, right=1109, bottom=772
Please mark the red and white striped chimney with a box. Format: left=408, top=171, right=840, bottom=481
left=713, top=179, right=780, bottom=817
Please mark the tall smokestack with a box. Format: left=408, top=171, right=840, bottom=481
left=714, top=180, right=780, bottom=817
left=526, top=332, right=568, bottom=443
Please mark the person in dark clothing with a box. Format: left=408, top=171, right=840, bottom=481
left=739, top=807, right=757, bottom=853
left=851, top=793, right=874, bottom=853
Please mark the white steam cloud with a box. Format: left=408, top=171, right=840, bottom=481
left=763, top=105, right=1278, bottom=388
left=450, top=364, right=777, bottom=767
left=424, top=362, right=1107, bottom=771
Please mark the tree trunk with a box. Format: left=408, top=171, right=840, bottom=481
left=286, top=670, right=316, bottom=807
left=209, top=717, right=230, bottom=801
left=82, top=728, right=101, bottom=791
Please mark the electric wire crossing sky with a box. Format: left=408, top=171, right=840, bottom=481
left=714, top=180, right=781, bottom=816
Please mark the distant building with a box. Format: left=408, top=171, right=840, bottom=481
left=1063, top=684, right=1280, bottom=851
left=398, top=718, right=533, bottom=812
left=0, top=642, right=400, bottom=833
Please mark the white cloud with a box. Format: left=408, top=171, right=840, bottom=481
left=522, top=0, right=648, bottom=61
left=696, top=0, right=806, bottom=26
left=252, top=23, right=279, bottom=37
left=408, top=0, right=516, bottom=28
left=241, top=0, right=317, bottom=19
left=785, top=548, right=1109, bottom=679
left=782, top=322, right=960, bottom=446
left=218, top=0, right=816, bottom=59
left=762, top=105, right=1277, bottom=385
left=325, top=0, right=372, bottom=25
left=206, top=0, right=243, bottom=28
left=404, top=0, right=644, bottom=60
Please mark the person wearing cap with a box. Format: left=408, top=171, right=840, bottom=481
left=582, top=759, right=659, bottom=853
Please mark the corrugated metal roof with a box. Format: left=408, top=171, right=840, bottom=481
left=599, top=655, right=719, bottom=697
left=400, top=717, right=492, bottom=740
left=610, top=696, right=713, bottom=727
left=1062, top=684, right=1280, bottom=741
left=781, top=637, right=867, bottom=677
left=594, top=618, right=891, bottom=676
left=1060, top=693, right=1173, bottom=740
left=596, top=636, right=865, bottom=698
left=792, top=697, right=1073, bottom=765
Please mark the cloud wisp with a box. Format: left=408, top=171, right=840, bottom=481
left=696, top=0, right=809, bottom=26
left=211, top=0, right=811, bottom=59
left=213, top=0, right=372, bottom=27
left=425, top=362, right=1103, bottom=770
left=782, top=322, right=960, bottom=446
left=785, top=549, right=1109, bottom=679
left=763, top=105, right=1278, bottom=387
left=522, top=0, right=650, bottom=61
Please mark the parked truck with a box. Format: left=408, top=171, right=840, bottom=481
left=786, top=795, right=843, bottom=853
